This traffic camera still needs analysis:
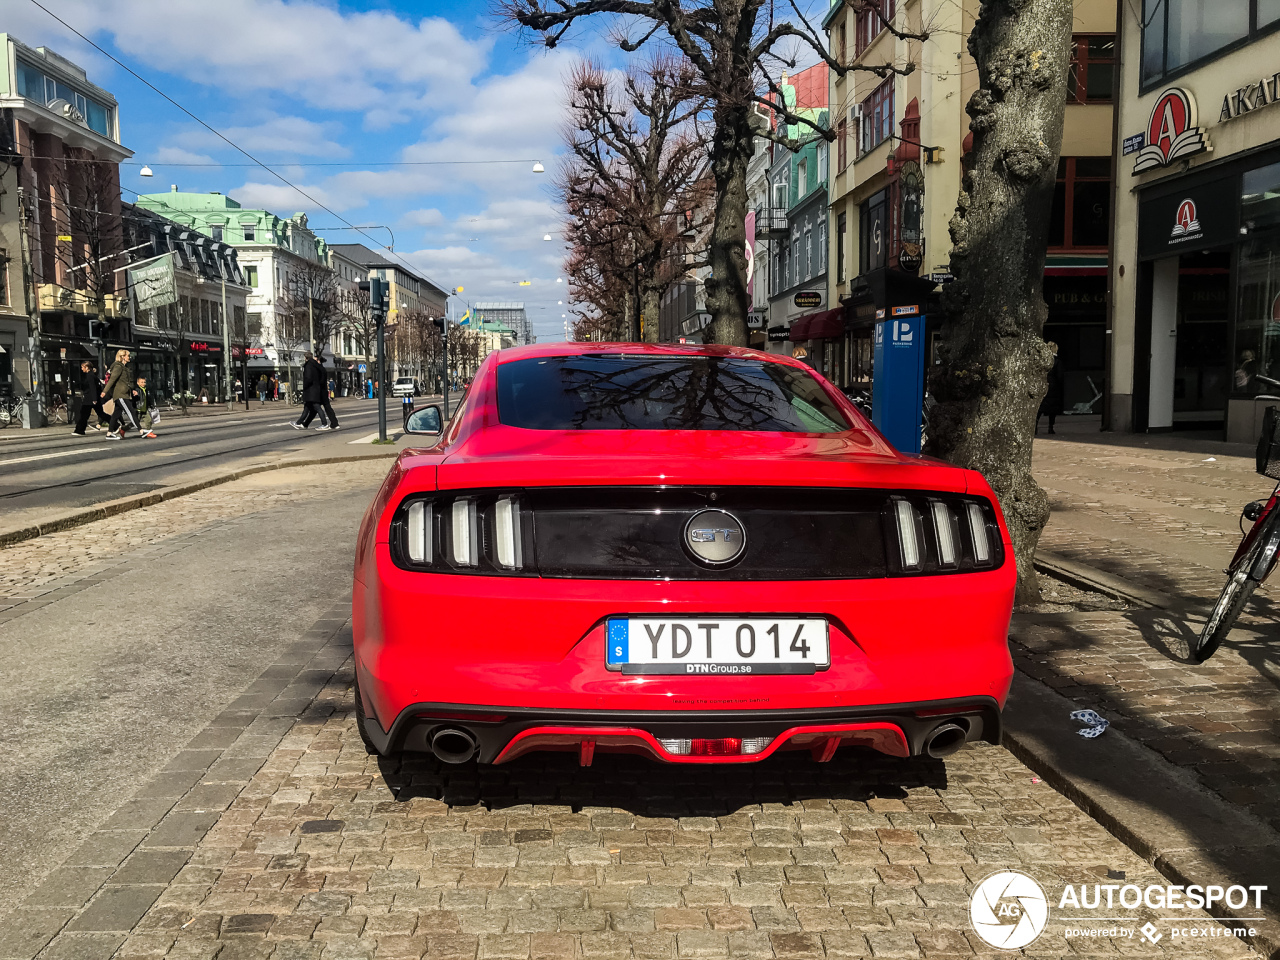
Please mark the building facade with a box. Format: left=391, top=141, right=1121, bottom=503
left=1, top=34, right=131, bottom=405
left=121, top=202, right=250, bottom=402
left=1108, top=0, right=1280, bottom=441
left=472, top=301, right=532, bottom=346
left=136, top=190, right=332, bottom=385
left=823, top=0, right=1115, bottom=400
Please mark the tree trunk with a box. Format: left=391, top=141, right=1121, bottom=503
left=927, top=0, right=1072, bottom=605
left=641, top=285, right=661, bottom=343
left=702, top=102, right=752, bottom=347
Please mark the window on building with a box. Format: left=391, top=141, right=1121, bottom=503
left=248, top=312, right=262, bottom=336
left=773, top=246, right=783, bottom=295
left=837, top=212, right=847, bottom=283
left=1141, top=0, right=1275, bottom=86
left=211, top=225, right=223, bottom=242
left=791, top=234, right=801, bottom=288
left=859, top=79, right=895, bottom=156
left=837, top=119, right=848, bottom=171
left=817, top=142, right=828, bottom=186
left=0, top=249, right=8, bottom=305
left=855, top=0, right=895, bottom=55
left=1048, top=157, right=1111, bottom=249
left=242, top=224, right=256, bottom=242
left=837, top=22, right=847, bottom=63
left=1068, top=35, right=1115, bottom=102
left=773, top=176, right=789, bottom=211
left=14, top=59, right=114, bottom=137
left=244, top=265, right=258, bottom=287
left=804, top=228, right=813, bottom=280
left=860, top=190, right=889, bottom=274
left=818, top=217, right=827, bottom=274
left=797, top=159, right=808, bottom=198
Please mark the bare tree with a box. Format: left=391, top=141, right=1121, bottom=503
left=48, top=153, right=125, bottom=351
left=288, top=260, right=342, bottom=359
left=499, top=0, right=925, bottom=346
left=340, top=284, right=376, bottom=365
left=558, top=57, right=710, bottom=342
left=926, top=0, right=1073, bottom=602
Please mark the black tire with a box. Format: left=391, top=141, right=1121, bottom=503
left=1192, top=512, right=1278, bottom=662
left=353, top=677, right=381, bottom=755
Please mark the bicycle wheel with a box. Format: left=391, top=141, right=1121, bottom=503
left=1192, top=511, right=1278, bottom=662
left=51, top=404, right=68, bottom=424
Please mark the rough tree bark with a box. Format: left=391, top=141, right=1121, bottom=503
left=703, top=102, right=753, bottom=346
left=927, top=0, right=1072, bottom=604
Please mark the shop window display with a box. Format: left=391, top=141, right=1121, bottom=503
left=1235, top=162, right=1280, bottom=394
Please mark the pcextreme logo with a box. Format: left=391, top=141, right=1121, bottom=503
left=969, top=871, right=1268, bottom=950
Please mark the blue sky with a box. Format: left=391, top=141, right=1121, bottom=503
left=6, top=0, right=628, bottom=341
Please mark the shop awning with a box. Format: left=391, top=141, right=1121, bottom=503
left=790, top=307, right=845, bottom=341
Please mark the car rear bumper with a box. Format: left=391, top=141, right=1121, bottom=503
left=359, top=696, right=1002, bottom=764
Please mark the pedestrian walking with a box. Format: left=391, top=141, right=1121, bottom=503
left=290, top=352, right=340, bottom=431
left=256, top=374, right=269, bottom=405
left=71, top=360, right=108, bottom=435
left=270, top=374, right=279, bottom=401
left=1037, top=342, right=1065, bottom=435
left=134, top=375, right=158, bottom=438
left=102, top=349, right=141, bottom=439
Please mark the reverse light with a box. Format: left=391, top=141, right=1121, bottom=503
left=658, top=738, right=692, bottom=755
left=406, top=500, right=431, bottom=563
left=966, top=502, right=991, bottom=565
left=741, top=737, right=772, bottom=755
left=893, top=499, right=922, bottom=570
left=450, top=499, right=478, bottom=566
left=494, top=497, right=522, bottom=570
left=930, top=500, right=958, bottom=568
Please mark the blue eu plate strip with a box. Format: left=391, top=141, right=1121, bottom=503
left=606, top=619, right=628, bottom=665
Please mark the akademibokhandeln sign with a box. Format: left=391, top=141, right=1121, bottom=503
left=1132, top=88, right=1211, bottom=175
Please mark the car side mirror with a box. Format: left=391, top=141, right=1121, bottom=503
left=405, top=404, right=443, bottom=436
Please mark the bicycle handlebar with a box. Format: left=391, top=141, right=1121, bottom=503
left=1256, top=374, right=1280, bottom=388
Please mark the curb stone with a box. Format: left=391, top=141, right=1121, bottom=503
left=0, top=453, right=398, bottom=550
left=0, top=599, right=355, bottom=960
left=1003, top=669, right=1280, bottom=960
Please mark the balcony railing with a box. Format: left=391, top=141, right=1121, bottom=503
left=756, top=207, right=789, bottom=235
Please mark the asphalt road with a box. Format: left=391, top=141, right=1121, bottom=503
left=0, top=394, right=454, bottom=532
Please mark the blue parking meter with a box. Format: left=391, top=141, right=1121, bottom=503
left=872, top=309, right=927, bottom=454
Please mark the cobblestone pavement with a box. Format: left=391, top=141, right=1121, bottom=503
left=0, top=460, right=389, bottom=622
left=1017, top=438, right=1280, bottom=833
left=23, top=660, right=1258, bottom=960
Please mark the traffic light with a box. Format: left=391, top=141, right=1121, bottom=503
left=358, top=278, right=389, bottom=325
left=89, top=318, right=109, bottom=341
left=431, top=316, right=445, bottom=334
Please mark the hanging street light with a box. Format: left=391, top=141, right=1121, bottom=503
left=139, top=165, right=154, bottom=177
left=532, top=161, right=545, bottom=173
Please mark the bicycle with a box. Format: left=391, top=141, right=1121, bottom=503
left=1193, top=373, right=1280, bottom=661
left=0, top=392, right=33, bottom=428
left=48, top=395, right=68, bottom=425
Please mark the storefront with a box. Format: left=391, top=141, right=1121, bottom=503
left=1043, top=273, right=1108, bottom=415
left=1129, top=152, right=1280, bottom=439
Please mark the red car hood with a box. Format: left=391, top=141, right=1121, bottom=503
left=427, top=425, right=970, bottom=493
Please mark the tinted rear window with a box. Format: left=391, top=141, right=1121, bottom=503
left=496, top=355, right=850, bottom=432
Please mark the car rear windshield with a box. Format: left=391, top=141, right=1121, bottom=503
left=496, top=355, right=851, bottom=432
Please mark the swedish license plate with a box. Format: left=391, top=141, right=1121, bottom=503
left=606, top=618, right=830, bottom=675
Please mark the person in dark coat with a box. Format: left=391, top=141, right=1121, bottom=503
left=72, top=361, right=108, bottom=435
left=1037, top=342, right=1065, bottom=435
left=291, top=352, right=339, bottom=430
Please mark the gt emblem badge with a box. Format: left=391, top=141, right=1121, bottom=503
left=684, top=509, right=747, bottom=567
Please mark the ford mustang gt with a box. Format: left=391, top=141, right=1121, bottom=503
left=352, top=343, right=1015, bottom=765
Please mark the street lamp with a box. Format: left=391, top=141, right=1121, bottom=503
left=532, top=161, right=545, bottom=173
left=543, top=234, right=553, bottom=241
left=139, top=165, right=154, bottom=177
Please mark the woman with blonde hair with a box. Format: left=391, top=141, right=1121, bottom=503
left=102, top=348, right=140, bottom=439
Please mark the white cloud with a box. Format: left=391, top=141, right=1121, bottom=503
left=172, top=116, right=350, bottom=159
left=29, top=0, right=492, bottom=122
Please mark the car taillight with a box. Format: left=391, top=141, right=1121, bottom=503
left=450, top=499, right=478, bottom=567
left=656, top=737, right=770, bottom=757
left=966, top=502, right=991, bottom=565
left=494, top=497, right=522, bottom=570
left=885, top=495, right=1001, bottom=574
left=392, top=493, right=528, bottom=575
left=406, top=500, right=431, bottom=563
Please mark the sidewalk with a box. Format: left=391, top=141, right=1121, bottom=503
left=1002, top=429, right=1280, bottom=948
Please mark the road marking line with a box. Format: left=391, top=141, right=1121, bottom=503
left=0, top=446, right=107, bottom=466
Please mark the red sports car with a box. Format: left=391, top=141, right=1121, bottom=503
left=352, top=343, right=1014, bottom=766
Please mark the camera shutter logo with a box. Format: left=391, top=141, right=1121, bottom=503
left=970, top=871, right=1049, bottom=950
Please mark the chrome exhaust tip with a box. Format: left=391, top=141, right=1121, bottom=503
left=430, top=727, right=478, bottom=764
left=923, top=722, right=967, bottom=759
